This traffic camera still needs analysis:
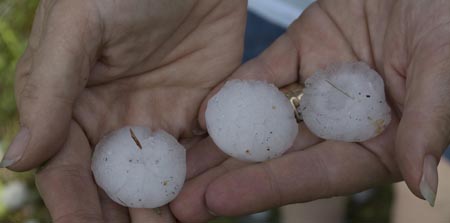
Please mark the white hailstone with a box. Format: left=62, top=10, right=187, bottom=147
left=299, top=62, right=391, bottom=142
left=206, top=80, right=298, bottom=162
left=91, top=126, right=186, bottom=208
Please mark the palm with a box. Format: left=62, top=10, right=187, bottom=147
left=171, top=0, right=450, bottom=221
left=33, top=0, right=246, bottom=222
left=73, top=0, right=246, bottom=141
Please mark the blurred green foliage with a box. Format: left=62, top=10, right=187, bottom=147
left=0, top=0, right=51, bottom=222
left=0, top=0, right=38, bottom=135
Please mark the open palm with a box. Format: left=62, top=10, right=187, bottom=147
left=6, top=0, right=246, bottom=222
left=171, top=1, right=450, bottom=222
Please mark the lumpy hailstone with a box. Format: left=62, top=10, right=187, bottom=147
left=206, top=80, right=298, bottom=162
left=91, top=126, right=186, bottom=208
left=299, top=62, right=391, bottom=142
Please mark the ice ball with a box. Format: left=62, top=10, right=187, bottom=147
left=299, top=62, right=391, bottom=142
left=91, top=126, right=186, bottom=208
left=206, top=80, right=298, bottom=162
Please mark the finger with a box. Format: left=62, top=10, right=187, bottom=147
left=392, top=33, right=450, bottom=205
left=129, top=206, right=175, bottom=223
left=98, top=189, right=130, bottom=223
left=35, top=122, right=103, bottom=223
left=186, top=137, right=228, bottom=179
left=171, top=158, right=247, bottom=223
left=200, top=109, right=399, bottom=217
left=196, top=115, right=399, bottom=218
left=2, top=0, right=102, bottom=171
left=171, top=123, right=320, bottom=222
left=205, top=141, right=392, bottom=216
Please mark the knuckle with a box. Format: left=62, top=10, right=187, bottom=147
left=18, top=79, right=75, bottom=106
left=171, top=204, right=202, bottom=223
left=261, top=162, right=283, bottom=206
left=311, top=151, right=335, bottom=199
left=18, top=81, right=39, bottom=102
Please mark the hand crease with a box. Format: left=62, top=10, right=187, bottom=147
left=261, top=162, right=283, bottom=207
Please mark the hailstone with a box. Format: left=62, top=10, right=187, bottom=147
left=206, top=80, right=298, bottom=162
left=299, top=62, right=391, bottom=142
left=91, top=126, right=186, bottom=208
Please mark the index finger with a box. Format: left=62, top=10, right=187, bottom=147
left=205, top=140, right=392, bottom=216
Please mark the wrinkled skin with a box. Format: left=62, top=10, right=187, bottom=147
left=170, top=0, right=450, bottom=222
left=8, top=0, right=246, bottom=222
left=4, top=0, right=450, bottom=222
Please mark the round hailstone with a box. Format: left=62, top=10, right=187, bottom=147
left=299, top=62, right=391, bottom=142
left=206, top=80, right=298, bottom=162
left=91, top=126, right=186, bottom=208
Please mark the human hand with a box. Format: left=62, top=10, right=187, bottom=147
left=170, top=0, right=450, bottom=221
left=0, top=0, right=246, bottom=222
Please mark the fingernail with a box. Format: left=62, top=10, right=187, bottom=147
left=207, top=209, right=217, bottom=216
left=419, top=155, right=438, bottom=207
left=0, top=128, right=30, bottom=168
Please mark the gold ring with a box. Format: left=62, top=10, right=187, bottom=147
left=281, top=83, right=304, bottom=123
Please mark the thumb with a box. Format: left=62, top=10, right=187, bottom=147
left=395, top=41, right=450, bottom=206
left=1, top=0, right=101, bottom=171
